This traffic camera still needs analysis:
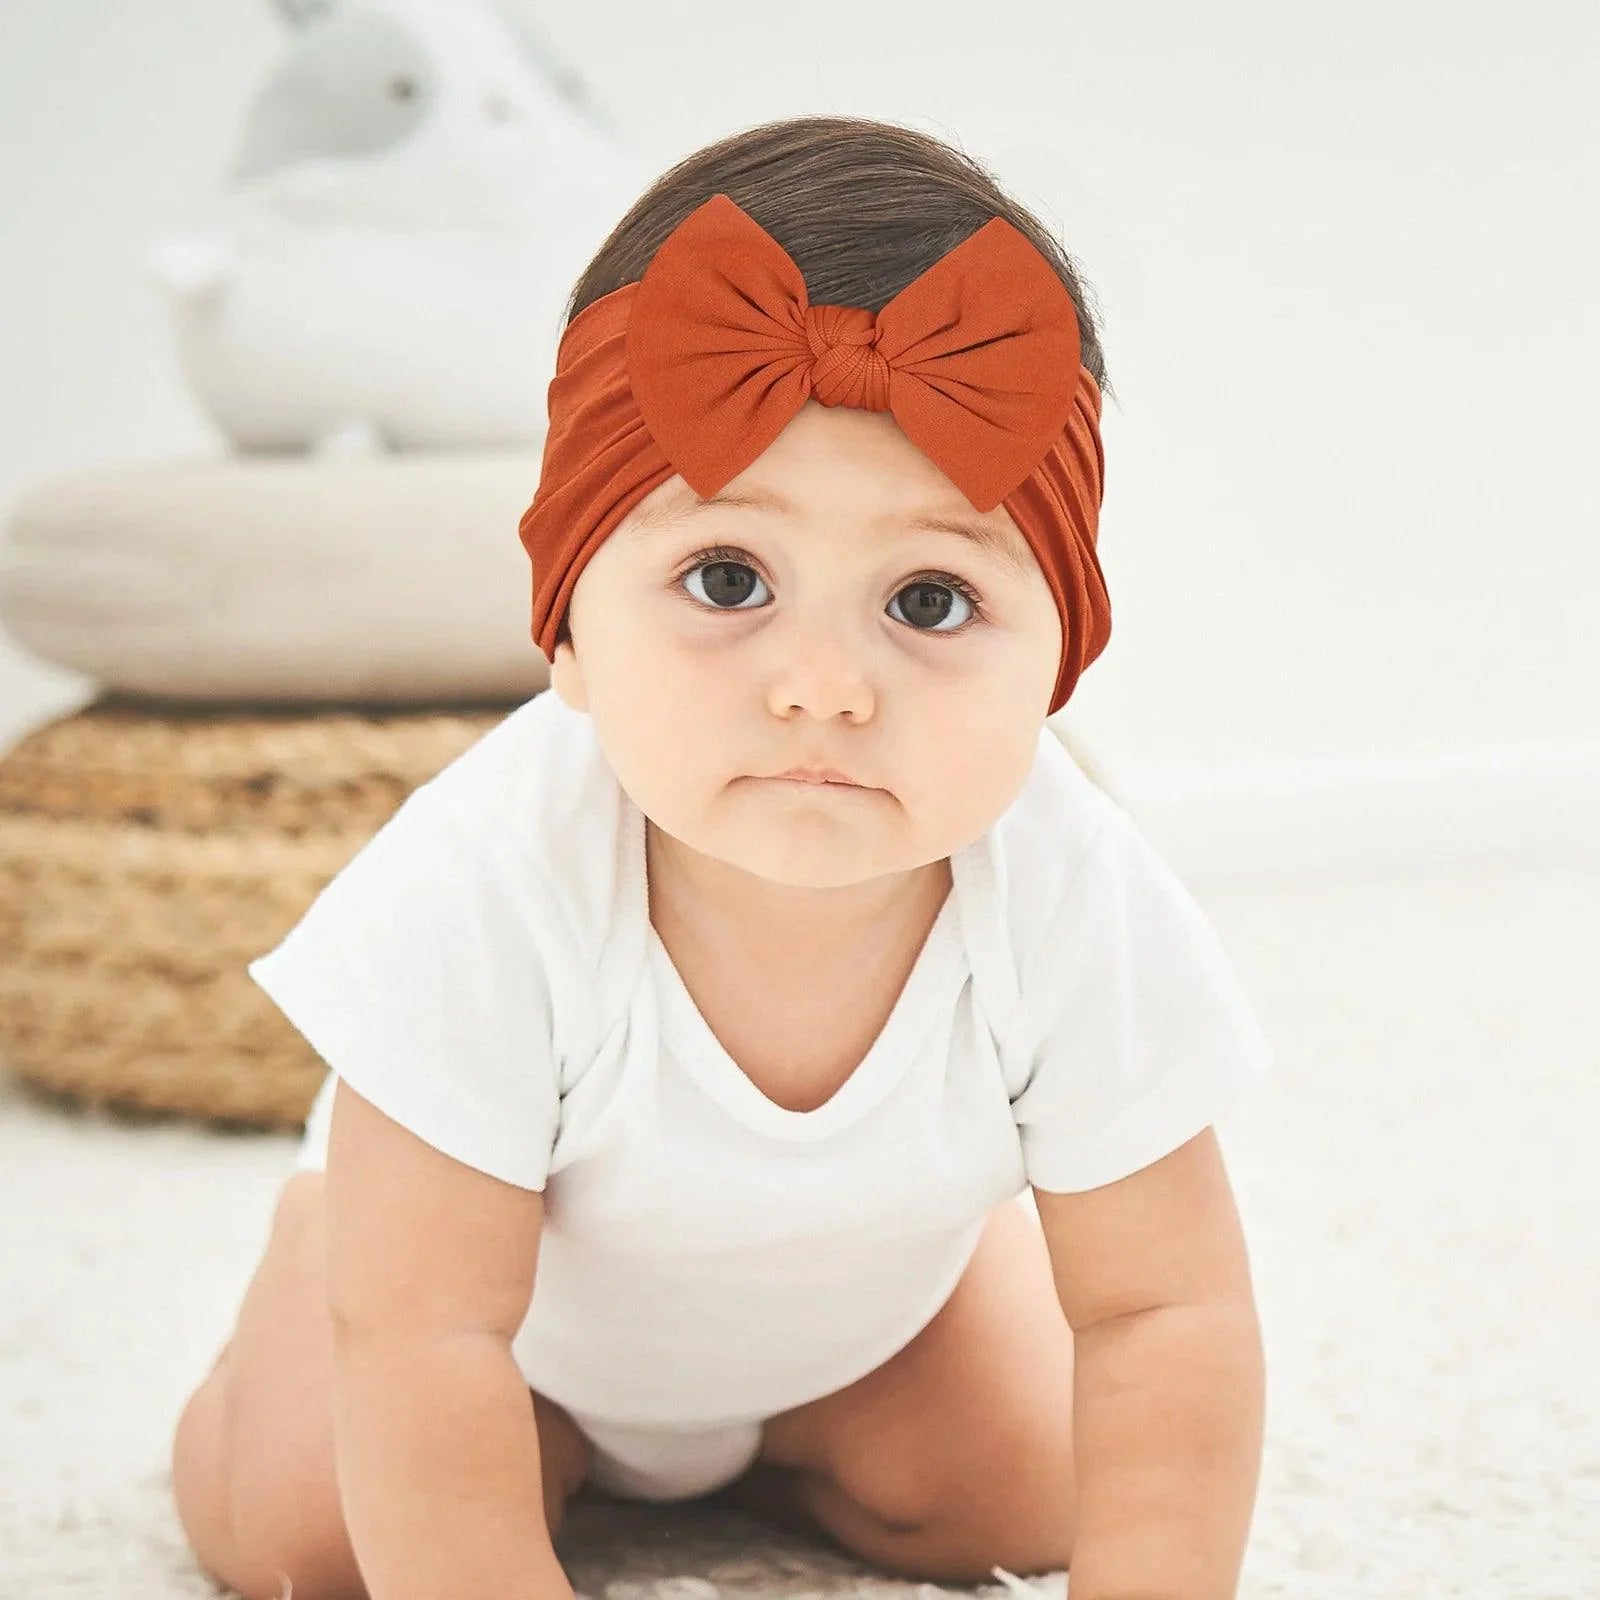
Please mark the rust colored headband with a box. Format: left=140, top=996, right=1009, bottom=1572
left=518, top=192, right=1112, bottom=715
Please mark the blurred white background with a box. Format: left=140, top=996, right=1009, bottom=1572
left=4, top=1, right=1597, bottom=875
left=4, top=9, right=1599, bottom=1598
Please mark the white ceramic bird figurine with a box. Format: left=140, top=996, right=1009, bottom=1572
left=148, top=0, right=647, bottom=454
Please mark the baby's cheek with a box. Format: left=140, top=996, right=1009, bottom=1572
left=934, top=725, right=1039, bottom=838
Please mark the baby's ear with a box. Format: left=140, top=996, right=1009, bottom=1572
left=549, top=638, right=588, bottom=712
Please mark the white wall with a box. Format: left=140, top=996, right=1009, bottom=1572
left=3, top=0, right=1596, bottom=875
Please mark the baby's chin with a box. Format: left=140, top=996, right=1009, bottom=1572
left=678, top=795, right=946, bottom=893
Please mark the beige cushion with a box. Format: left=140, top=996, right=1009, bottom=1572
left=0, top=453, right=552, bottom=704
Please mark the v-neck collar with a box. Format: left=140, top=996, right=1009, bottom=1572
left=621, top=794, right=971, bottom=1141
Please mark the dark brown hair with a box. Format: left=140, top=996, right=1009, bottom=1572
left=555, top=114, right=1112, bottom=647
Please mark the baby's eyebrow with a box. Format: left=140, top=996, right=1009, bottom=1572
left=625, top=479, right=1037, bottom=581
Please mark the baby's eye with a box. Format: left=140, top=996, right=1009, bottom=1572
left=681, top=552, right=769, bottom=612
left=886, top=579, right=976, bottom=633
left=678, top=548, right=980, bottom=634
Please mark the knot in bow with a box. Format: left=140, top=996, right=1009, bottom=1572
left=803, top=304, right=892, bottom=411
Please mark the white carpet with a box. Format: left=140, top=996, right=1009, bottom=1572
left=3, top=856, right=1597, bottom=1598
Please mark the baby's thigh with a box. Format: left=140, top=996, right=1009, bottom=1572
left=172, top=1171, right=588, bottom=1600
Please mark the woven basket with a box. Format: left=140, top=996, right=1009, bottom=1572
left=0, top=693, right=515, bottom=1129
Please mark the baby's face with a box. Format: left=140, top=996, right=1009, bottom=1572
left=550, top=400, right=1064, bottom=891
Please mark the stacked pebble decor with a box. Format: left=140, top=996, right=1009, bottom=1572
left=0, top=447, right=553, bottom=1128
left=0, top=0, right=650, bottom=1127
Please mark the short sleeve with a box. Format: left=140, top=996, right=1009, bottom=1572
left=247, top=786, right=561, bottom=1191
left=1009, top=806, right=1275, bottom=1194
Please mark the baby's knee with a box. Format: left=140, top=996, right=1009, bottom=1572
left=177, top=1366, right=359, bottom=1600
left=172, top=1172, right=359, bottom=1595
left=171, top=1369, right=238, bottom=1588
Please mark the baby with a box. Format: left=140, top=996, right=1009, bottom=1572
left=171, top=115, right=1275, bottom=1600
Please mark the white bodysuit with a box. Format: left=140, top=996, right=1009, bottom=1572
left=251, top=690, right=1274, bottom=1496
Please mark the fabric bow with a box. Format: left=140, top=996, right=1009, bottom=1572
left=626, top=193, right=1084, bottom=512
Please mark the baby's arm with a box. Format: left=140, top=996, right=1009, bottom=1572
left=1035, top=1127, right=1265, bottom=1600
left=324, top=1078, right=573, bottom=1600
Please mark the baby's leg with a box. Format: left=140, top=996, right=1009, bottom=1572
left=170, top=1170, right=590, bottom=1600
left=722, top=1196, right=1076, bottom=1584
